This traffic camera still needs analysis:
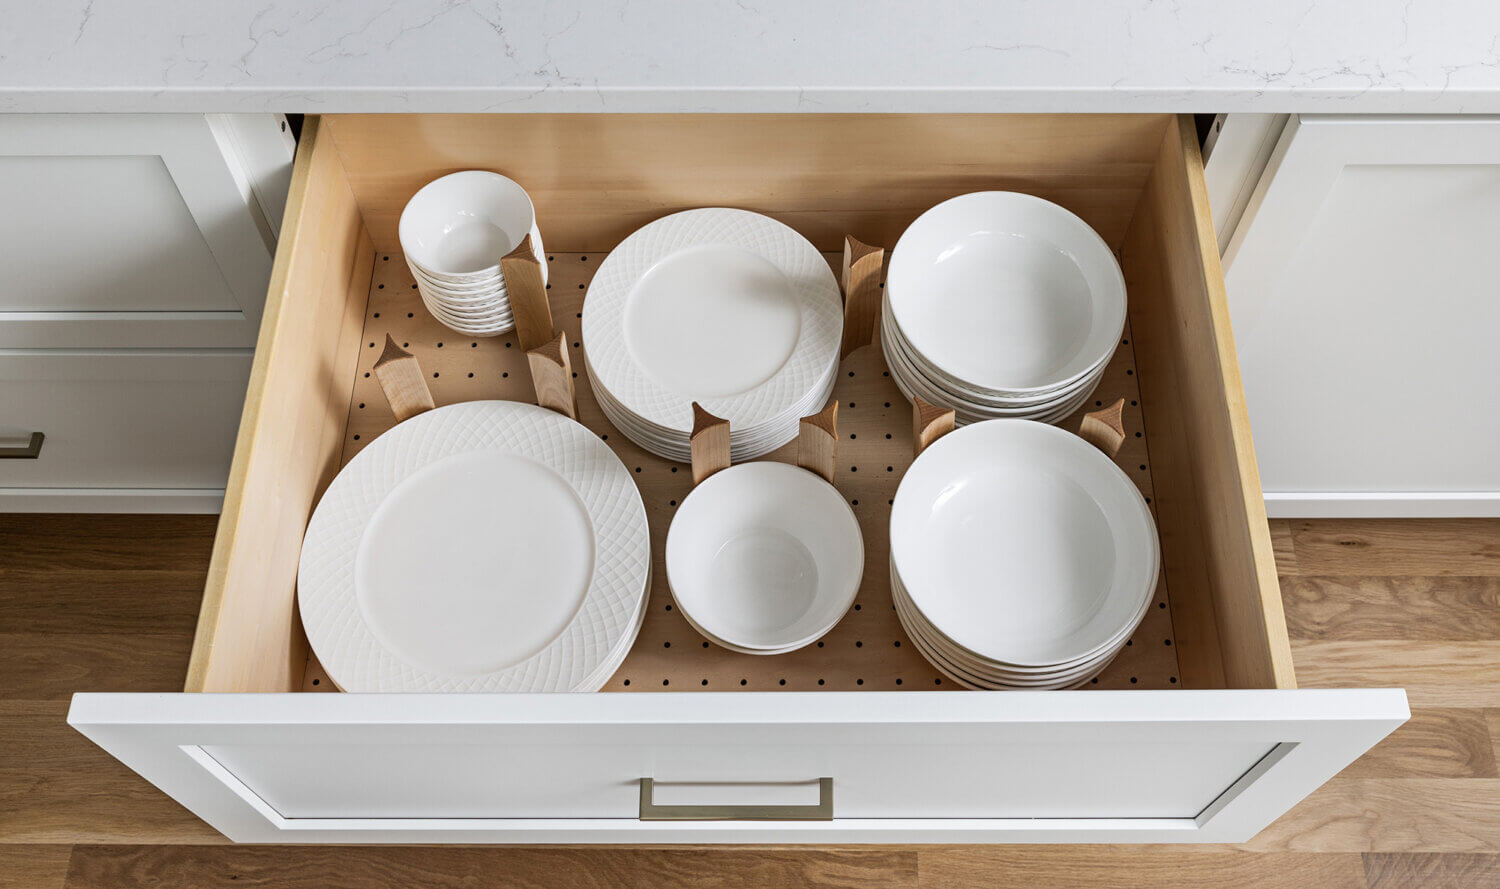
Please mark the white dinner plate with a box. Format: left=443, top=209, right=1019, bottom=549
left=885, top=192, right=1126, bottom=395
left=582, top=208, right=842, bottom=460
left=298, top=402, right=650, bottom=693
left=890, top=419, right=1159, bottom=668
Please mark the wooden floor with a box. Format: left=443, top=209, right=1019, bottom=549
left=2, top=515, right=1499, bottom=887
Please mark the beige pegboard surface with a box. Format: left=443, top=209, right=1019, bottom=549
left=303, top=251, right=1181, bottom=693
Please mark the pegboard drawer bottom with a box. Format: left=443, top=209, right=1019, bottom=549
left=301, top=252, right=1181, bottom=694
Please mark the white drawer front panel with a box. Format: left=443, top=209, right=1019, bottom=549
left=69, top=690, right=1406, bottom=843
left=0, top=351, right=251, bottom=489
left=201, top=731, right=1272, bottom=821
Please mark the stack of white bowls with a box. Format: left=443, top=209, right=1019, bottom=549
left=890, top=420, right=1160, bottom=689
left=582, top=208, right=843, bottom=462
left=882, top=192, right=1127, bottom=426
left=398, top=171, right=547, bottom=337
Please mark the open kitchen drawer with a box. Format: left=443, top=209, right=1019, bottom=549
left=69, top=114, right=1407, bottom=844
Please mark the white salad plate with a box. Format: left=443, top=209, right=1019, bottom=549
left=666, top=462, right=863, bottom=653
left=582, top=208, right=843, bottom=462
left=298, top=401, right=650, bottom=693
left=890, top=419, right=1158, bottom=685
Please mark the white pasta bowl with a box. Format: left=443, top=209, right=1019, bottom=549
left=666, top=462, right=863, bottom=653
left=885, top=191, right=1126, bottom=396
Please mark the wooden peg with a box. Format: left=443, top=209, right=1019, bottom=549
left=912, top=396, right=955, bottom=458
left=1079, top=398, right=1127, bottom=458
left=840, top=235, right=885, bottom=358
left=526, top=330, right=577, bottom=420
left=500, top=233, right=554, bottom=353
left=372, top=334, right=435, bottom=421
left=797, top=398, right=839, bottom=484
left=689, top=402, right=730, bottom=485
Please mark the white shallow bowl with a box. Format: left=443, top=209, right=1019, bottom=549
left=666, top=462, right=863, bottom=652
left=399, top=171, right=543, bottom=279
left=891, top=419, right=1159, bottom=669
left=886, top=191, right=1126, bottom=396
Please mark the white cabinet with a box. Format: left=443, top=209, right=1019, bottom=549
left=0, top=113, right=290, bottom=511
left=1222, top=115, right=1500, bottom=517
left=0, top=351, right=252, bottom=512
left=65, top=113, right=1408, bottom=845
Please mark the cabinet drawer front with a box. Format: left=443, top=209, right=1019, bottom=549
left=70, top=690, right=1406, bottom=843
left=0, top=351, right=251, bottom=490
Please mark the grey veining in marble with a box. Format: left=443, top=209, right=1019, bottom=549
left=2, top=0, right=1499, bottom=112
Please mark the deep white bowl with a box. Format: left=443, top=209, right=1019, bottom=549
left=666, top=462, right=863, bottom=652
left=399, top=171, right=543, bottom=280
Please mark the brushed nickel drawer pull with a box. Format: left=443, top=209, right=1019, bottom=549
left=638, top=778, right=833, bottom=821
left=0, top=432, right=44, bottom=459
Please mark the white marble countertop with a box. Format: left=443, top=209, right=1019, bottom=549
left=4, top=0, right=1500, bottom=113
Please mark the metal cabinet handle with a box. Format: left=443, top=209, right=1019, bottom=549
left=0, top=432, right=43, bottom=459
left=638, top=777, right=833, bottom=821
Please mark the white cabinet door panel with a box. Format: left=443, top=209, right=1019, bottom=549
left=1224, top=115, right=1500, bottom=516
left=0, top=350, right=251, bottom=491
left=0, top=114, right=279, bottom=348
left=69, top=690, right=1406, bottom=844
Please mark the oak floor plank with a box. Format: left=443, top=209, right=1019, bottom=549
left=0, top=568, right=206, bottom=636
left=1364, top=852, right=1500, bottom=889
left=1282, top=576, right=1500, bottom=642
left=1292, top=641, right=1500, bottom=708
left=0, top=515, right=216, bottom=573
left=1289, top=519, right=1500, bottom=576
left=0, top=845, right=70, bottom=889
left=62, top=846, right=916, bottom=889
left=1270, top=520, right=1300, bottom=576
left=0, top=633, right=192, bottom=700
left=1249, top=779, right=1500, bottom=853
left=1336, top=707, right=1497, bottom=779
left=916, top=848, right=1367, bottom=889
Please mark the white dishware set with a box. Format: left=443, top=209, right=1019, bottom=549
left=297, top=402, right=650, bottom=692
left=581, top=208, right=843, bottom=462
left=889, top=420, right=1159, bottom=689
left=881, top=192, right=1128, bottom=426
left=398, top=171, right=548, bottom=337
left=298, top=187, right=1159, bottom=692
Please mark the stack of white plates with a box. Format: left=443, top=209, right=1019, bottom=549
left=582, top=208, right=843, bottom=462
left=882, top=192, right=1127, bottom=426
left=398, top=171, right=548, bottom=337
left=297, top=402, right=651, bottom=692
left=890, top=419, right=1159, bottom=690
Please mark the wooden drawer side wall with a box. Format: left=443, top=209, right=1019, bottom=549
left=1121, top=117, right=1294, bottom=690
left=186, top=118, right=375, bottom=694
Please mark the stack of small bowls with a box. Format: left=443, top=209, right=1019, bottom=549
left=398, top=171, right=548, bottom=337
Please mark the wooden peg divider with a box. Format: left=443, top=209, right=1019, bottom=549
left=840, top=235, right=885, bottom=358
left=796, top=398, right=839, bottom=484
left=372, top=334, right=435, bottom=421
left=689, top=402, right=731, bottom=485
left=1079, top=398, right=1127, bottom=458
left=526, top=330, right=577, bottom=420
left=912, top=396, right=955, bottom=458
left=500, top=233, right=554, bottom=353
